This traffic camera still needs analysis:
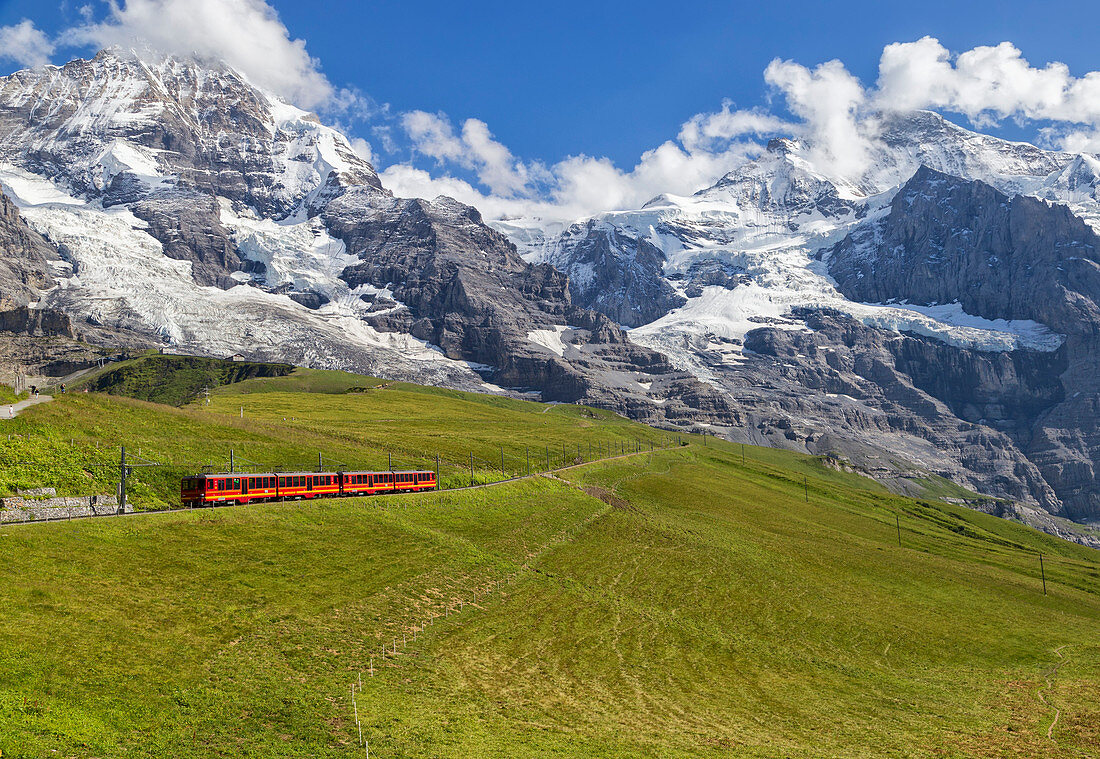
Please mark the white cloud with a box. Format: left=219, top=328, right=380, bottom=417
left=764, top=57, right=870, bottom=181
left=67, top=0, right=334, bottom=108
left=388, top=107, right=765, bottom=221
left=678, top=101, right=792, bottom=152
left=349, top=138, right=374, bottom=165
left=0, top=20, right=55, bottom=68
left=401, top=111, right=538, bottom=197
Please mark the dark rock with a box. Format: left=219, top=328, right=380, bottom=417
left=0, top=188, right=55, bottom=307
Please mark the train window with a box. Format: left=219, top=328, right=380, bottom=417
left=233, top=478, right=241, bottom=489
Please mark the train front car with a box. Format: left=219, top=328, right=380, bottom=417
left=181, top=476, right=206, bottom=508
left=180, top=473, right=279, bottom=506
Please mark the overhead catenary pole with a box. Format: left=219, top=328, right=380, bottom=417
left=501, top=445, right=505, bottom=476
left=229, top=448, right=234, bottom=473
left=318, top=451, right=323, bottom=473
left=896, top=514, right=902, bottom=548
left=470, top=452, right=474, bottom=487
left=1040, top=554, right=1047, bottom=595
left=526, top=445, right=530, bottom=476
left=435, top=454, right=440, bottom=490
left=119, top=445, right=127, bottom=514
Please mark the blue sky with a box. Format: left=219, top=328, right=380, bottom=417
left=3, top=0, right=1100, bottom=219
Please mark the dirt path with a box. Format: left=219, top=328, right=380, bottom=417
left=1037, top=644, right=1069, bottom=741
left=0, top=394, right=52, bottom=420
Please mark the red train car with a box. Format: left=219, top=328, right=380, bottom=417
left=277, top=472, right=340, bottom=500
left=181, top=473, right=278, bottom=507
left=181, top=469, right=437, bottom=507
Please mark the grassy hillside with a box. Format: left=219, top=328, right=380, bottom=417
left=1, top=375, right=1098, bottom=757
left=75, top=354, right=296, bottom=406
left=0, top=367, right=673, bottom=506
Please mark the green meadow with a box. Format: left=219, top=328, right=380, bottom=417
left=1, top=365, right=1098, bottom=757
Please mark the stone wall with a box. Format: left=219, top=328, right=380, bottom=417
left=0, top=494, right=127, bottom=523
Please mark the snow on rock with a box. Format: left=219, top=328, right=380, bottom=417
left=3, top=162, right=485, bottom=384
left=526, top=325, right=572, bottom=357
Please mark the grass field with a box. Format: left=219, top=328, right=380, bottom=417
left=2, top=371, right=1099, bottom=757
left=0, top=367, right=675, bottom=507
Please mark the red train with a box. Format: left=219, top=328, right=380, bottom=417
left=180, top=469, right=437, bottom=507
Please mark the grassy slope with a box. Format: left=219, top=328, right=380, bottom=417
left=0, top=379, right=1098, bottom=757
left=0, top=369, right=671, bottom=506
left=74, top=354, right=296, bottom=407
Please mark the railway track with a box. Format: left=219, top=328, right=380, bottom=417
left=0, top=448, right=668, bottom=529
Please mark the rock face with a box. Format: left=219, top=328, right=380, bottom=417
left=829, top=166, right=1100, bottom=334
left=829, top=167, right=1100, bottom=522
left=539, top=220, right=685, bottom=327
left=0, top=189, right=55, bottom=307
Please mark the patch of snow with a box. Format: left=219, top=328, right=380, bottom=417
left=526, top=325, right=572, bottom=357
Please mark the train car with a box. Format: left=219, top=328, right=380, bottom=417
left=276, top=471, right=340, bottom=500
left=340, top=469, right=436, bottom=496
left=181, top=469, right=436, bottom=507
left=181, top=473, right=279, bottom=507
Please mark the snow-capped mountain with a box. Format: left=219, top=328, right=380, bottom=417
left=4, top=49, right=1100, bottom=540
left=497, top=111, right=1100, bottom=537
left=0, top=49, right=730, bottom=427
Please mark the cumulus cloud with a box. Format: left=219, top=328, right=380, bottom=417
left=386, top=106, right=766, bottom=222
left=67, top=0, right=334, bottom=108
left=874, top=36, right=1100, bottom=151
left=0, top=20, right=55, bottom=68
left=764, top=58, right=869, bottom=181
left=401, top=111, right=539, bottom=197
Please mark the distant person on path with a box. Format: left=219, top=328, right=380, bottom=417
left=30, top=385, right=37, bottom=398
left=59, top=383, right=65, bottom=394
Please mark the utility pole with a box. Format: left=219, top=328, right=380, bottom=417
left=1040, top=554, right=1047, bottom=595
left=318, top=452, right=323, bottom=472
left=501, top=445, right=505, bottom=477
left=896, top=515, right=902, bottom=548
left=435, top=454, right=440, bottom=490
left=526, top=445, right=530, bottom=476
left=388, top=451, right=392, bottom=473
left=804, top=476, right=808, bottom=503
left=562, top=442, right=566, bottom=466
left=229, top=448, right=234, bottom=473
left=119, top=445, right=127, bottom=514
left=469, top=452, right=474, bottom=487
left=545, top=445, right=549, bottom=471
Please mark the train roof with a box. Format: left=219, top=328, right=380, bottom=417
left=188, top=469, right=433, bottom=477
